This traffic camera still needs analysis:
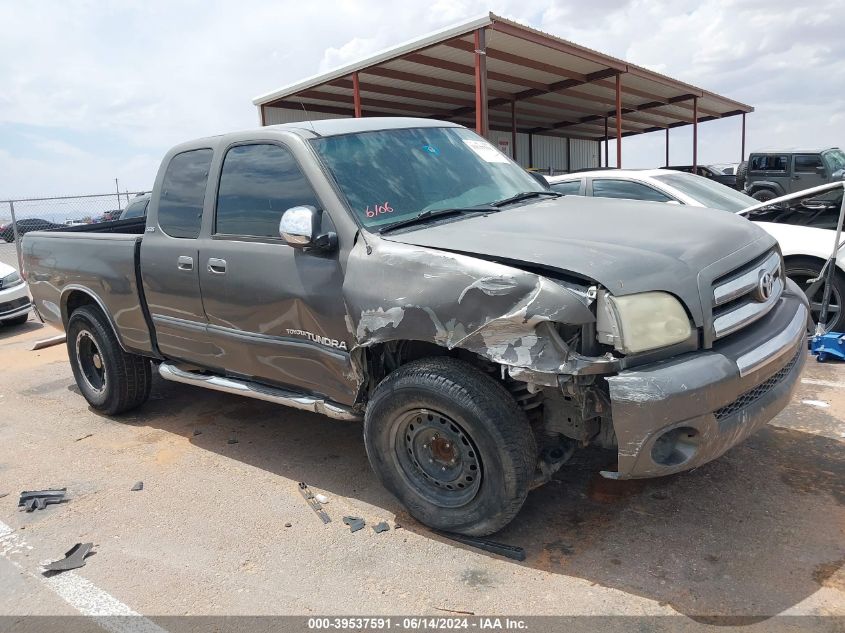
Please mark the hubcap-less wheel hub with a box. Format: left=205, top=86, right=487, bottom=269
left=75, top=331, right=107, bottom=394
left=394, top=408, right=482, bottom=508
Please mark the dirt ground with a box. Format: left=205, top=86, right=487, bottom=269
left=0, top=316, right=842, bottom=629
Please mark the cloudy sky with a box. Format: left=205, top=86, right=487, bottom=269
left=1, top=0, right=842, bottom=198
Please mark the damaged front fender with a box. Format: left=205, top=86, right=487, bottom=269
left=344, top=234, right=604, bottom=384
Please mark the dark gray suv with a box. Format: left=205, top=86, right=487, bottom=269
left=742, top=148, right=845, bottom=201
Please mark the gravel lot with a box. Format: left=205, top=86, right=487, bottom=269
left=0, top=316, right=842, bottom=629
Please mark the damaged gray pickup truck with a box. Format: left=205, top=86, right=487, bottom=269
left=23, top=118, right=810, bottom=535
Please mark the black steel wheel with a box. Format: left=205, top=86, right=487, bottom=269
left=66, top=305, right=152, bottom=415
left=785, top=258, right=845, bottom=333
left=364, top=357, right=536, bottom=536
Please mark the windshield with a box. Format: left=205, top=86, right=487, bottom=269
left=823, top=149, right=845, bottom=172
left=310, top=126, right=546, bottom=229
left=653, top=172, right=755, bottom=212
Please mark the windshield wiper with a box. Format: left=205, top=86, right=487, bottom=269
left=378, top=206, right=496, bottom=234
left=491, top=190, right=562, bottom=207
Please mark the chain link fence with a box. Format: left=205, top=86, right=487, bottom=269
left=0, top=191, right=149, bottom=270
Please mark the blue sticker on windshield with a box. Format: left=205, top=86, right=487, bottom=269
left=422, top=145, right=440, bottom=155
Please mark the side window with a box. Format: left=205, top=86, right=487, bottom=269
left=749, top=154, right=788, bottom=172
left=216, top=144, right=320, bottom=238
left=159, top=149, right=213, bottom=238
left=591, top=179, right=673, bottom=202
left=550, top=180, right=582, bottom=195
left=794, top=154, right=824, bottom=173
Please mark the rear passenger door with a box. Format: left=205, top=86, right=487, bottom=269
left=140, top=148, right=216, bottom=364
left=197, top=142, right=356, bottom=405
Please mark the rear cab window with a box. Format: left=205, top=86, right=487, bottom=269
left=158, top=149, right=213, bottom=238
left=214, top=143, right=321, bottom=238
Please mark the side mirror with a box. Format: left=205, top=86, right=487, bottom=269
left=280, top=206, right=318, bottom=248
left=279, top=205, right=337, bottom=252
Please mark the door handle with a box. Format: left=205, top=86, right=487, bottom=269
left=207, top=258, right=227, bottom=274
left=177, top=256, right=193, bottom=271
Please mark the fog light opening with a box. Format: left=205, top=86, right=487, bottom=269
left=651, top=427, right=700, bottom=467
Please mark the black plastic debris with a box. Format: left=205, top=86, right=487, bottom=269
left=284, top=522, right=292, bottom=528
left=0, top=493, right=8, bottom=500
left=18, top=489, right=66, bottom=512
left=343, top=516, right=366, bottom=533
left=298, top=482, right=330, bottom=524
left=227, top=433, right=238, bottom=445
left=436, top=531, right=526, bottom=561
left=192, top=429, right=202, bottom=436
left=43, top=543, right=94, bottom=573
left=372, top=521, right=390, bottom=534
left=130, top=481, right=143, bottom=492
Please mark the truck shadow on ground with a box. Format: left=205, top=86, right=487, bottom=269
left=105, top=375, right=843, bottom=622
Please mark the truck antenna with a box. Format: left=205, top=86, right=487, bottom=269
left=299, top=102, right=320, bottom=136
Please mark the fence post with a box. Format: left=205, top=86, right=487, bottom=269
left=9, top=200, right=24, bottom=273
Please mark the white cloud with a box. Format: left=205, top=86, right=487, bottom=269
left=0, top=0, right=842, bottom=196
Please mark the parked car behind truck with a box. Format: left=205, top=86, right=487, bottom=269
left=22, top=118, right=809, bottom=535
left=741, top=147, right=845, bottom=201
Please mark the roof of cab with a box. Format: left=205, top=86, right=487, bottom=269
left=267, top=116, right=462, bottom=137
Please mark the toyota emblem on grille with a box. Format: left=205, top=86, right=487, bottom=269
left=754, top=271, right=775, bottom=302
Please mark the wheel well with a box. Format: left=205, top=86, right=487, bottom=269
left=64, top=290, right=99, bottom=324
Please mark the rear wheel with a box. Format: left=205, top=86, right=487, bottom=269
left=364, top=357, right=536, bottom=536
left=66, top=305, right=151, bottom=415
left=785, top=258, right=845, bottom=333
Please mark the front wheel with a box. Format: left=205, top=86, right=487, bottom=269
left=66, top=305, right=152, bottom=415
left=751, top=189, right=776, bottom=202
left=785, top=259, right=845, bottom=333
left=364, top=357, right=536, bottom=536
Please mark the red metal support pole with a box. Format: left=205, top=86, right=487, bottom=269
left=741, top=112, right=746, bottom=162
left=604, top=117, right=608, bottom=167
left=474, top=28, right=489, bottom=137
left=665, top=128, right=669, bottom=166
left=511, top=99, right=517, bottom=161
left=615, top=73, right=622, bottom=168
left=352, top=72, right=362, bottom=118
left=692, top=97, right=698, bottom=171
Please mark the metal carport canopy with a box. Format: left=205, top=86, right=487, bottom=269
left=253, top=12, right=753, bottom=168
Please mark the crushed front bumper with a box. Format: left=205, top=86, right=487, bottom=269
left=603, top=279, right=809, bottom=479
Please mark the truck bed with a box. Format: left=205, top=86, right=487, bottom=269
left=22, top=229, right=155, bottom=355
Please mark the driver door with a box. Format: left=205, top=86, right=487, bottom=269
left=197, top=142, right=356, bottom=405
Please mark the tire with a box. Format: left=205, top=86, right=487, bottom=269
left=364, top=357, right=536, bottom=536
left=66, top=305, right=152, bottom=415
left=751, top=188, right=776, bottom=202
left=785, top=258, right=845, bottom=333
left=735, top=161, right=748, bottom=191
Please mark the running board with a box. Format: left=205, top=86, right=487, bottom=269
left=157, top=362, right=361, bottom=421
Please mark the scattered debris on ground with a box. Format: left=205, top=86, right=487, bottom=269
left=298, top=482, right=330, bottom=524
left=74, top=433, right=93, bottom=442
left=434, top=607, right=476, bottom=615
left=192, top=429, right=202, bottom=436
left=436, top=531, right=526, bottom=561
left=284, top=522, right=292, bottom=528
left=18, top=489, right=67, bottom=512
left=42, top=543, right=94, bottom=573
left=372, top=521, right=390, bottom=534
left=30, top=335, right=67, bottom=351
left=131, top=481, right=144, bottom=491
left=0, top=493, right=8, bottom=500
left=343, top=516, right=365, bottom=533
left=315, top=493, right=329, bottom=504
left=227, top=433, right=238, bottom=444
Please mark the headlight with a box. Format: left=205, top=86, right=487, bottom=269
left=596, top=290, right=691, bottom=354
left=1, top=271, right=23, bottom=289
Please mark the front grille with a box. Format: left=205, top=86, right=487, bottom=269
left=714, top=349, right=801, bottom=421
left=711, top=250, right=783, bottom=340
left=0, top=296, right=29, bottom=315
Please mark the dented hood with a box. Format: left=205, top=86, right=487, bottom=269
left=382, top=195, right=775, bottom=320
